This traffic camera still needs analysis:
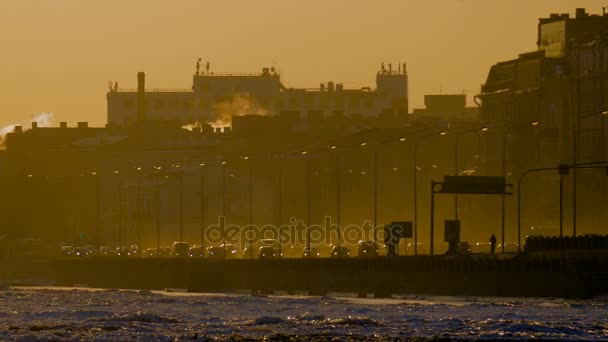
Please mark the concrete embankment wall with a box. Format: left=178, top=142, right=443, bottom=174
left=42, top=256, right=608, bottom=298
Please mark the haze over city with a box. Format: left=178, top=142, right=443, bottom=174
left=1, top=0, right=606, bottom=127
left=2, top=2, right=608, bottom=341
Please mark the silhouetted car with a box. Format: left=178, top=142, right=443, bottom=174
left=130, top=245, right=140, bottom=256
left=302, top=247, right=320, bottom=258
left=84, top=245, right=98, bottom=256
left=115, top=247, right=131, bottom=257
left=145, top=248, right=159, bottom=257
left=358, top=241, right=379, bottom=258
left=329, top=246, right=350, bottom=258
left=206, top=244, right=238, bottom=259
left=330, top=246, right=351, bottom=258
left=60, top=246, right=74, bottom=256
left=188, top=246, right=203, bottom=257
left=258, top=246, right=278, bottom=260
left=99, top=246, right=113, bottom=256
left=171, top=242, right=190, bottom=257
left=72, top=247, right=87, bottom=257
left=457, top=241, right=472, bottom=255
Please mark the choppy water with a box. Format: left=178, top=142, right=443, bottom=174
left=0, top=287, right=606, bottom=341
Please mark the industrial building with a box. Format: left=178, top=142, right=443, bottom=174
left=106, top=63, right=409, bottom=127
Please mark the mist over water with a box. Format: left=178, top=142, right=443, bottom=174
left=1, top=287, right=606, bottom=341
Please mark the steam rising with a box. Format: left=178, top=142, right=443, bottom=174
left=0, top=112, right=54, bottom=148
left=182, top=94, right=268, bottom=130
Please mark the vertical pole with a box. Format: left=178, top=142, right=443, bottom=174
left=336, top=154, right=342, bottom=246
left=517, top=175, right=522, bottom=253
left=306, top=158, right=311, bottom=253
left=430, top=181, right=435, bottom=256
left=200, top=171, right=205, bottom=256
left=414, top=144, right=418, bottom=256
left=249, top=162, right=253, bottom=260
left=373, top=151, right=378, bottom=243
left=454, top=137, right=459, bottom=220
left=156, top=185, right=161, bottom=255
left=573, top=129, right=577, bottom=237
left=179, top=173, right=184, bottom=243
left=501, top=131, right=506, bottom=253
left=560, top=173, right=564, bottom=241
left=222, top=164, right=227, bottom=259
left=119, top=182, right=124, bottom=248
left=277, top=158, right=283, bottom=259
left=95, top=173, right=101, bottom=246
left=137, top=175, right=142, bottom=256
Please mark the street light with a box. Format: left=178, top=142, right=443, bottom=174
left=413, top=131, right=447, bottom=256
left=454, top=126, right=487, bottom=220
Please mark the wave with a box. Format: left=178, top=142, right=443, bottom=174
left=93, top=311, right=182, bottom=324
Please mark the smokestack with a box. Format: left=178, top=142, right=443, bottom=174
left=137, top=72, right=146, bottom=122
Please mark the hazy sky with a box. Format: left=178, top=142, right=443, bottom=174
left=1, top=1, right=606, bottom=127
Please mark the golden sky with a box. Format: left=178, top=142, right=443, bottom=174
left=1, top=0, right=606, bottom=127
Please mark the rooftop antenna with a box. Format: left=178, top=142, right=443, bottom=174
left=381, top=62, right=385, bottom=73
left=196, top=58, right=201, bottom=75
left=206, top=61, right=210, bottom=75
left=398, top=63, right=401, bottom=74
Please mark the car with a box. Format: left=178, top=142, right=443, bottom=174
left=330, top=245, right=351, bottom=258
left=206, top=244, right=238, bottom=259
left=302, top=247, right=320, bottom=258
left=60, top=246, right=74, bottom=256
left=115, top=247, right=131, bottom=257
left=188, top=246, right=203, bottom=257
left=72, top=247, right=87, bottom=257
left=171, top=242, right=190, bottom=257
left=457, top=241, right=472, bottom=255
left=159, top=247, right=171, bottom=257
left=258, top=246, right=278, bottom=260
left=358, top=241, right=379, bottom=258
left=145, top=248, right=159, bottom=257
left=130, top=245, right=140, bottom=256
left=84, top=245, right=98, bottom=256
left=99, top=246, right=113, bottom=256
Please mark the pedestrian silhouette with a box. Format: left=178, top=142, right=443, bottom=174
left=490, top=233, right=497, bottom=254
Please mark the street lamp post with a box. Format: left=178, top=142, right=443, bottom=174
left=414, top=131, right=447, bottom=256
left=306, top=157, right=312, bottom=255
left=277, top=157, right=283, bottom=258
left=248, top=159, right=254, bottom=260
left=200, top=164, right=206, bottom=257
left=454, top=127, right=487, bottom=220
left=501, top=121, right=538, bottom=253
left=572, top=110, right=607, bottom=237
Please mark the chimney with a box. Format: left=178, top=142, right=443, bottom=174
left=31, top=122, right=38, bottom=129
left=14, top=126, right=22, bottom=134
left=576, top=8, right=587, bottom=18
left=77, top=122, right=88, bottom=129
left=214, top=127, right=221, bottom=133
left=137, top=72, right=146, bottom=122
left=328, top=81, right=335, bottom=92
left=336, top=83, right=343, bottom=91
left=60, top=122, right=67, bottom=128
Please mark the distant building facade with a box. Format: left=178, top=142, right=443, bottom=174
left=477, top=8, right=608, bottom=236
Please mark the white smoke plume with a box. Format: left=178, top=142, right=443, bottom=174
left=0, top=112, right=55, bottom=149
left=182, top=94, right=268, bottom=130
